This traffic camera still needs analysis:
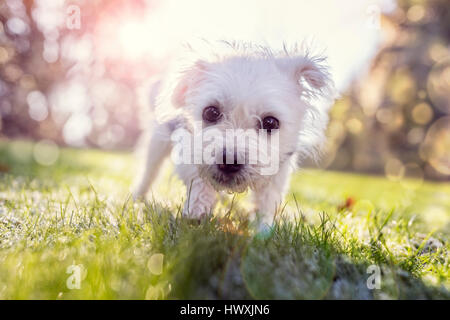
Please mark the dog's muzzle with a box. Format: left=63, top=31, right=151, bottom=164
left=217, top=150, right=243, bottom=174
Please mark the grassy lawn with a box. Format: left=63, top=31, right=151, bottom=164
left=0, top=139, right=449, bottom=299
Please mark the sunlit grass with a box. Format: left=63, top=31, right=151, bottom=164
left=0, top=139, right=448, bottom=299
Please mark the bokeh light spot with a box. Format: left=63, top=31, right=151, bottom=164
left=428, top=42, right=448, bottom=63
left=6, top=17, right=29, bottom=35
left=389, top=69, right=416, bottom=105
left=407, top=127, right=424, bottom=145
left=148, top=253, right=164, bottom=276
left=27, top=90, right=48, bottom=121
left=427, top=59, right=450, bottom=114
left=145, top=284, right=165, bottom=300
left=406, top=5, right=425, bottom=22
left=385, top=158, right=405, bottom=181
left=376, top=108, right=392, bottom=124
left=411, top=102, right=433, bottom=125
left=3, top=64, right=23, bottom=82
left=33, top=140, right=60, bottom=166
left=63, top=113, right=93, bottom=146
left=419, top=117, right=450, bottom=175
left=0, top=47, right=10, bottom=64
left=345, top=118, right=363, bottom=134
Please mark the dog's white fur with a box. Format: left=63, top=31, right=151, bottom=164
left=133, top=42, right=334, bottom=228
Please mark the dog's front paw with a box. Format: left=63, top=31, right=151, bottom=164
left=182, top=202, right=212, bottom=221
left=182, top=180, right=217, bottom=221
left=253, top=221, right=275, bottom=240
left=131, top=184, right=147, bottom=201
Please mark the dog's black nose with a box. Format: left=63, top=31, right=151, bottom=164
left=218, top=151, right=242, bottom=174
left=218, top=163, right=242, bottom=174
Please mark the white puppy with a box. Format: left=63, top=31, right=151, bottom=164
left=133, top=42, right=333, bottom=229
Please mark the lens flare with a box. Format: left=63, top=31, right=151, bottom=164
left=419, top=117, right=450, bottom=175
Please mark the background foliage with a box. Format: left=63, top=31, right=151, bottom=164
left=325, top=0, right=449, bottom=180
left=0, top=0, right=449, bottom=180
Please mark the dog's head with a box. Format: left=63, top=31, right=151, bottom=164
left=169, top=43, right=333, bottom=192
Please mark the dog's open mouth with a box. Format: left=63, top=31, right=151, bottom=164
left=210, top=172, right=249, bottom=193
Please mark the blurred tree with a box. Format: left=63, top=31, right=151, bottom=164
left=326, top=0, right=449, bottom=180
left=1, top=0, right=448, bottom=180
left=0, top=0, right=158, bottom=149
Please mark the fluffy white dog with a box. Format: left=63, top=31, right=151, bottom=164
left=133, top=42, right=333, bottom=230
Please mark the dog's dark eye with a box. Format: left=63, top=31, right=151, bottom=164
left=202, top=106, right=222, bottom=123
left=261, top=116, right=279, bottom=132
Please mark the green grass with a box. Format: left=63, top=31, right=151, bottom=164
left=0, top=139, right=449, bottom=299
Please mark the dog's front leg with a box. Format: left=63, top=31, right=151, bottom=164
left=176, top=165, right=217, bottom=219
left=253, top=186, right=284, bottom=227
left=252, top=160, right=293, bottom=229
left=182, top=178, right=217, bottom=220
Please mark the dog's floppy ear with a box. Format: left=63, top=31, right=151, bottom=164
left=172, top=61, right=208, bottom=108
left=277, top=55, right=333, bottom=99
